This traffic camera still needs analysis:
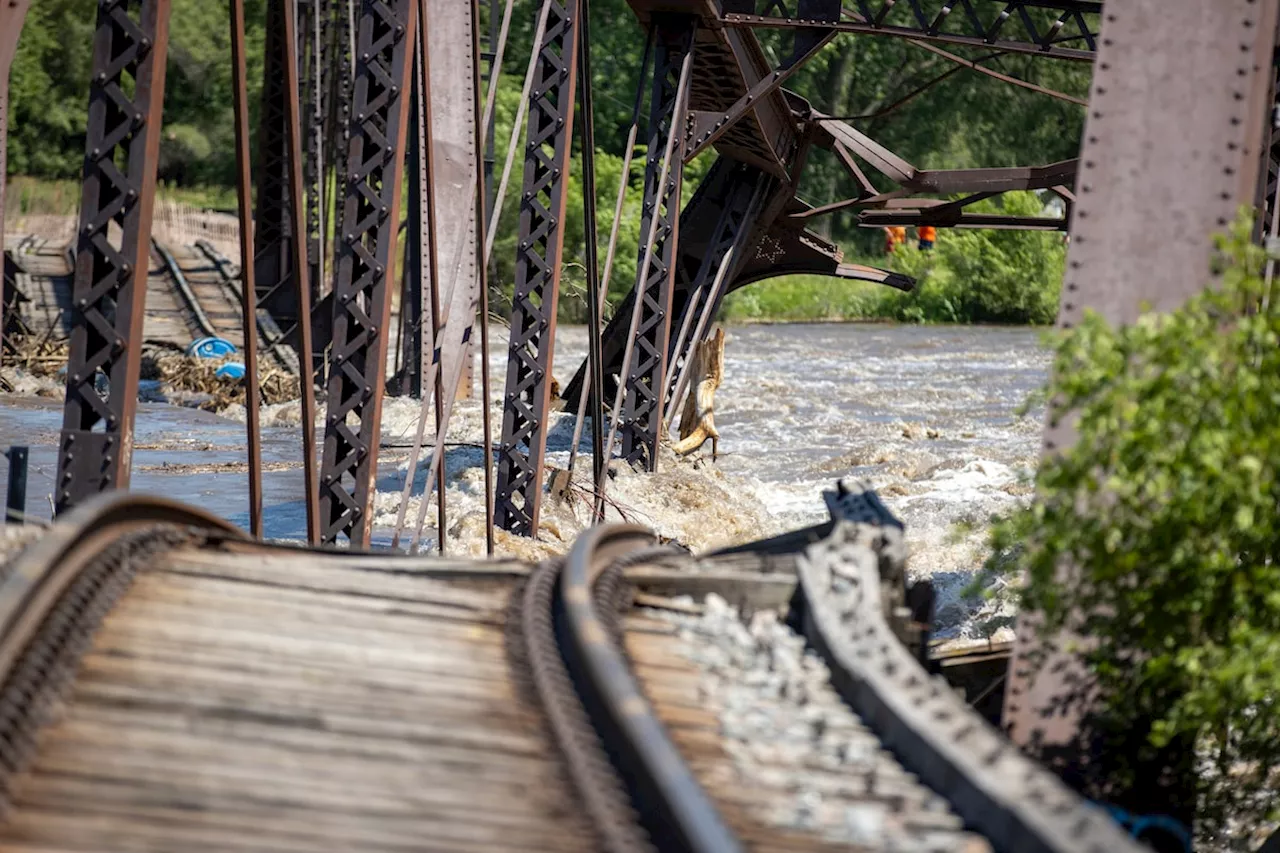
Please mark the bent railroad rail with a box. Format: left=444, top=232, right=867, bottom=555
left=0, top=486, right=1144, bottom=852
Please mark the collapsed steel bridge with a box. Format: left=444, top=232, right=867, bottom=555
left=2, top=0, right=1280, bottom=842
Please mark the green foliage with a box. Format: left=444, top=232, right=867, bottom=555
left=985, top=215, right=1280, bottom=833
left=8, top=0, right=265, bottom=186
left=719, top=276, right=888, bottom=322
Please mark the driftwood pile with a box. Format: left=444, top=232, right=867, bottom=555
left=3, top=337, right=298, bottom=410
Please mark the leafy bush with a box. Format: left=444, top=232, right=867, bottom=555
left=986, top=216, right=1280, bottom=835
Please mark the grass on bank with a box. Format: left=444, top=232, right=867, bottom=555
left=4, top=176, right=238, bottom=219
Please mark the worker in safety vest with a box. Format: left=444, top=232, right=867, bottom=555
left=918, top=225, right=937, bottom=251
left=884, top=225, right=907, bottom=254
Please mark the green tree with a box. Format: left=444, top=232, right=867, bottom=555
left=987, top=215, right=1280, bottom=836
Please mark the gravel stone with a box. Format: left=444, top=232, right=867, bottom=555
left=650, top=594, right=993, bottom=852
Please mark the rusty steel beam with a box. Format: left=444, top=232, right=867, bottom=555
left=617, top=15, right=697, bottom=472
left=230, top=0, right=263, bottom=538
left=859, top=210, right=1066, bottom=229
left=281, top=0, right=322, bottom=544
left=298, top=0, right=327, bottom=299
left=254, top=1, right=295, bottom=337
left=319, top=0, right=417, bottom=546
left=494, top=0, right=582, bottom=537
left=0, top=0, right=33, bottom=368
left=1004, top=0, right=1280, bottom=826
left=722, top=0, right=1099, bottom=61
left=413, top=0, right=447, bottom=553
left=55, top=0, right=171, bottom=513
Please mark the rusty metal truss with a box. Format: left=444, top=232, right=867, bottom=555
left=55, top=0, right=170, bottom=513
left=722, top=0, right=1100, bottom=61
left=618, top=16, right=697, bottom=470
left=255, top=0, right=296, bottom=333
left=664, top=167, right=763, bottom=423
left=494, top=0, right=582, bottom=537
left=319, top=0, right=417, bottom=546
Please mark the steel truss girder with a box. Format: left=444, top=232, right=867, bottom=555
left=619, top=15, right=697, bottom=470
left=494, top=0, right=582, bottom=538
left=664, top=166, right=762, bottom=422
left=723, top=0, right=1099, bottom=61
left=55, top=0, right=170, bottom=513
left=319, top=0, right=417, bottom=545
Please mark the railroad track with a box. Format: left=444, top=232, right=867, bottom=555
left=5, top=238, right=296, bottom=373
left=0, top=485, right=1146, bottom=853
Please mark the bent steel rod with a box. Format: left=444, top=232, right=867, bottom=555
left=565, top=24, right=653, bottom=493
left=283, top=0, right=321, bottom=544
left=391, top=0, right=550, bottom=550
left=472, top=0, right=496, bottom=556
left=230, top=0, right=263, bottom=537
left=600, top=44, right=695, bottom=477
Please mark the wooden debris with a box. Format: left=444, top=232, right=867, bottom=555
left=672, top=327, right=724, bottom=460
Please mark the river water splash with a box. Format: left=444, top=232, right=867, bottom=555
left=0, top=323, right=1049, bottom=639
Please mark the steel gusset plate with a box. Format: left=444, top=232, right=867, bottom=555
left=55, top=0, right=170, bottom=514
left=494, top=0, right=582, bottom=538
left=319, top=0, right=415, bottom=546
left=619, top=17, right=697, bottom=472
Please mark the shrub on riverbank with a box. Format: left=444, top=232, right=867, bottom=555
left=721, top=192, right=1066, bottom=325
left=985, top=216, right=1280, bottom=838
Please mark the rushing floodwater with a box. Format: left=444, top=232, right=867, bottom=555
left=0, top=323, right=1050, bottom=638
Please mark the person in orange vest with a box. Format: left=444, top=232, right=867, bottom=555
left=884, top=225, right=907, bottom=254
left=918, top=224, right=937, bottom=251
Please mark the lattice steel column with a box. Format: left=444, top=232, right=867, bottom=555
left=493, top=0, right=582, bottom=537
left=619, top=16, right=696, bottom=471
left=319, top=0, right=417, bottom=545
left=664, top=170, right=761, bottom=421
left=55, top=0, right=170, bottom=512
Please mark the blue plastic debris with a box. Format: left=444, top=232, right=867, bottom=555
left=187, top=337, right=238, bottom=359
left=215, top=363, right=246, bottom=381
